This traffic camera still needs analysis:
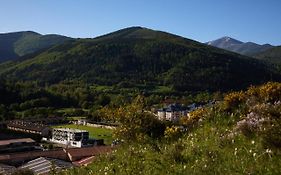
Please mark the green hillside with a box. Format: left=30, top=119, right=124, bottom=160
left=0, top=27, right=280, bottom=92
left=255, top=46, right=281, bottom=65
left=0, top=31, right=72, bottom=62
left=63, top=82, right=281, bottom=175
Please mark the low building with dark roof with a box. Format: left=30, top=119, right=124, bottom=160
left=0, top=145, right=113, bottom=165
left=7, top=120, right=51, bottom=137
left=28, top=117, right=68, bottom=125
left=0, top=138, right=36, bottom=153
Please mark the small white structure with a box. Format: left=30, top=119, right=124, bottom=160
left=157, top=103, right=188, bottom=122
left=76, top=119, right=87, bottom=125
left=50, top=128, right=89, bottom=148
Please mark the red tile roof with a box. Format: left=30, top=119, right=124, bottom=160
left=65, top=146, right=113, bottom=161
left=72, top=156, right=95, bottom=166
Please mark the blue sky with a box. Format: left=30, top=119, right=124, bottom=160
left=0, top=0, right=280, bottom=45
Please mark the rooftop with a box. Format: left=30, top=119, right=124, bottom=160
left=72, top=156, right=95, bottom=166
left=20, top=157, right=73, bottom=175
left=0, top=163, right=16, bottom=175
left=7, top=120, right=49, bottom=132
left=158, top=103, right=187, bottom=112
left=0, top=138, right=35, bottom=146
left=66, top=146, right=113, bottom=161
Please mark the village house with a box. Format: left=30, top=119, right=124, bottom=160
left=157, top=103, right=188, bottom=122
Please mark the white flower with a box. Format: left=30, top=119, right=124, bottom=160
left=266, top=149, right=272, bottom=153
left=251, top=140, right=255, bottom=144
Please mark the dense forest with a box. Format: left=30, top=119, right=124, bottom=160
left=1, top=27, right=280, bottom=92
left=255, top=46, right=281, bottom=66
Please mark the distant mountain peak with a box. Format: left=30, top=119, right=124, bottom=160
left=94, top=26, right=179, bottom=41
left=208, top=36, right=243, bottom=46
left=207, top=36, right=273, bottom=56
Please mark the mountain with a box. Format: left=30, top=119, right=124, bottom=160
left=254, top=46, right=281, bottom=65
left=207, top=36, right=243, bottom=48
left=207, top=37, right=273, bottom=56
left=0, top=31, right=72, bottom=62
left=0, top=27, right=280, bottom=92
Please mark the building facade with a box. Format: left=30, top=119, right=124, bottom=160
left=157, top=103, right=188, bottom=122
left=50, top=128, right=89, bottom=148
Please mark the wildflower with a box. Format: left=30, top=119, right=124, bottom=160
left=251, top=140, right=255, bottom=144
left=253, top=153, right=256, bottom=157
left=249, top=149, right=252, bottom=153
left=183, top=165, right=186, bottom=169
left=266, top=149, right=272, bottom=154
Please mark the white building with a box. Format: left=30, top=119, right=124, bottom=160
left=157, top=103, right=188, bottom=122
left=50, top=128, right=89, bottom=148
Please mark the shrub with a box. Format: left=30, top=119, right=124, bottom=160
left=223, top=91, right=246, bottom=111
left=164, top=126, right=183, bottom=140
left=181, top=108, right=207, bottom=126
left=259, top=82, right=281, bottom=103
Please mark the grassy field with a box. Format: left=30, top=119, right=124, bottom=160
left=52, top=124, right=113, bottom=145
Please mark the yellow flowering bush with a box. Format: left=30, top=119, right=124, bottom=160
left=223, top=91, right=247, bottom=111
left=258, top=82, right=281, bottom=102
left=180, top=108, right=207, bottom=126
left=246, top=85, right=260, bottom=97
left=164, top=126, right=183, bottom=140
left=108, top=96, right=166, bottom=142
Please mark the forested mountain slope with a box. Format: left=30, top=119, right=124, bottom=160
left=0, top=31, right=72, bottom=62
left=0, top=27, right=280, bottom=92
